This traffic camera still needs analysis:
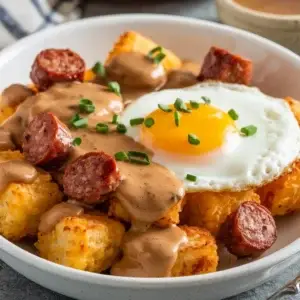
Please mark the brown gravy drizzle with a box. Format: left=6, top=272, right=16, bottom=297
left=0, top=84, right=33, bottom=108
left=0, top=129, right=15, bottom=151
left=111, top=225, right=187, bottom=277
left=0, top=52, right=201, bottom=277
left=39, top=202, right=84, bottom=234
left=0, top=160, right=37, bottom=192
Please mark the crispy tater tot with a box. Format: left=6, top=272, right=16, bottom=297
left=285, top=97, right=300, bottom=125
left=105, top=31, right=182, bottom=71
left=35, top=214, right=125, bottom=272
left=181, top=190, right=260, bottom=236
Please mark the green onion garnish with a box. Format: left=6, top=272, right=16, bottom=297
left=174, top=98, right=191, bottom=113
left=188, top=133, right=200, bottom=145
left=201, top=96, right=211, bottom=104
left=112, top=114, right=119, bottom=124
left=72, top=137, right=82, bottom=146
left=174, top=111, right=181, bottom=127
left=190, top=100, right=200, bottom=109
left=228, top=109, right=239, bottom=121
left=107, top=81, right=121, bottom=96
left=147, top=46, right=166, bottom=64
left=130, top=118, right=144, bottom=126
left=79, top=98, right=95, bottom=113
left=92, top=61, right=106, bottom=78
left=96, top=123, right=109, bottom=134
left=186, top=174, right=197, bottom=182
left=69, top=114, right=88, bottom=128
left=158, top=104, right=172, bottom=112
left=117, top=123, right=127, bottom=134
left=144, top=117, right=155, bottom=128
left=115, top=151, right=129, bottom=162
left=114, top=151, right=150, bottom=165
left=240, top=125, right=257, bottom=137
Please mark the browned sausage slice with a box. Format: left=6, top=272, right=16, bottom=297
left=219, top=201, right=277, bottom=257
left=198, top=47, right=253, bottom=85
left=30, top=49, right=85, bottom=91
left=63, top=152, right=121, bottom=204
left=23, top=112, right=73, bottom=165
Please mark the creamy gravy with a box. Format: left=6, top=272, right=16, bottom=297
left=111, top=225, right=187, bottom=277
left=0, top=129, right=15, bottom=151
left=0, top=160, right=37, bottom=192
left=234, top=0, right=300, bottom=15
left=1, top=82, right=123, bottom=145
left=39, top=202, right=84, bottom=234
left=0, top=84, right=33, bottom=108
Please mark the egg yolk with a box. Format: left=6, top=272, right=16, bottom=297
left=140, top=103, right=237, bottom=156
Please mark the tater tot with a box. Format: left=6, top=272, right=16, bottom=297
left=108, top=197, right=184, bottom=228
left=0, top=151, right=63, bottom=240
left=285, top=97, right=300, bottom=125
left=181, top=190, right=260, bottom=236
left=35, top=214, right=125, bottom=272
left=171, top=226, right=218, bottom=276
left=257, top=161, right=300, bottom=216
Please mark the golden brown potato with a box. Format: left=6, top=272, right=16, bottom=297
left=35, top=214, right=125, bottom=272
left=181, top=190, right=260, bottom=236
left=257, top=161, right=300, bottom=216
left=171, top=226, right=218, bottom=276
left=0, top=151, right=63, bottom=240
left=0, top=106, right=15, bottom=124
left=285, top=97, right=300, bottom=125
left=105, top=31, right=182, bottom=71
left=108, top=197, right=184, bottom=228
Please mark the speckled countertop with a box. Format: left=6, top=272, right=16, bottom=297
left=1, top=0, right=300, bottom=299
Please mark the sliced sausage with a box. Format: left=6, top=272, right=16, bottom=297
left=198, top=47, right=253, bottom=85
left=30, top=49, right=85, bottom=91
left=219, top=201, right=277, bottom=257
left=23, top=112, right=73, bottom=165
left=63, top=152, right=121, bottom=204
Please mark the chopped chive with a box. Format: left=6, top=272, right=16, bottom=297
left=158, top=104, right=172, bottom=112
left=79, top=98, right=95, bottom=113
left=117, top=123, right=127, bottom=134
left=130, top=118, right=144, bottom=126
left=174, top=98, right=191, bottom=113
left=174, top=111, right=181, bottom=127
left=190, top=100, right=200, bottom=109
left=228, top=109, right=239, bottom=121
left=112, top=114, right=119, bottom=124
left=69, top=114, right=88, bottom=128
left=201, top=96, right=211, bottom=104
left=147, top=46, right=163, bottom=57
left=188, top=133, right=200, bottom=145
left=72, top=137, right=82, bottom=146
left=115, top=151, right=129, bottom=162
left=144, top=117, right=155, bottom=128
left=186, top=174, right=197, bottom=182
left=92, top=61, right=106, bottom=78
left=128, top=151, right=150, bottom=165
left=153, top=53, right=166, bottom=64
left=96, top=123, right=109, bottom=134
left=107, top=81, right=121, bottom=96
left=240, top=125, right=257, bottom=137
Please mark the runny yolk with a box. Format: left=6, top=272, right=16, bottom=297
left=140, top=103, right=237, bottom=156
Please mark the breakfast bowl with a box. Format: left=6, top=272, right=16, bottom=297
left=1, top=14, right=300, bottom=300
left=216, top=0, right=300, bottom=54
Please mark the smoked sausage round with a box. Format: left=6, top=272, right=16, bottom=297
left=63, top=152, right=121, bottom=204
left=30, top=49, right=85, bottom=91
left=219, top=201, right=277, bottom=257
left=23, top=112, right=73, bottom=165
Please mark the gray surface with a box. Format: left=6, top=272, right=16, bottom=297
left=1, top=0, right=300, bottom=299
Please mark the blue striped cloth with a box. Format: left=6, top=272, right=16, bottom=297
left=0, top=0, right=82, bottom=48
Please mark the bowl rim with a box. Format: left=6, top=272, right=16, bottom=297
left=1, top=13, right=300, bottom=288
left=218, top=0, right=300, bottom=21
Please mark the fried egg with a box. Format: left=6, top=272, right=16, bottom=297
left=121, top=82, right=300, bottom=192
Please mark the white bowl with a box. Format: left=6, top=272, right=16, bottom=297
left=1, top=14, right=300, bottom=300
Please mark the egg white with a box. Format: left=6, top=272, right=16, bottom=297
left=121, top=82, right=300, bottom=192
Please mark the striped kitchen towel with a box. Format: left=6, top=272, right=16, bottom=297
left=0, top=0, right=83, bottom=48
